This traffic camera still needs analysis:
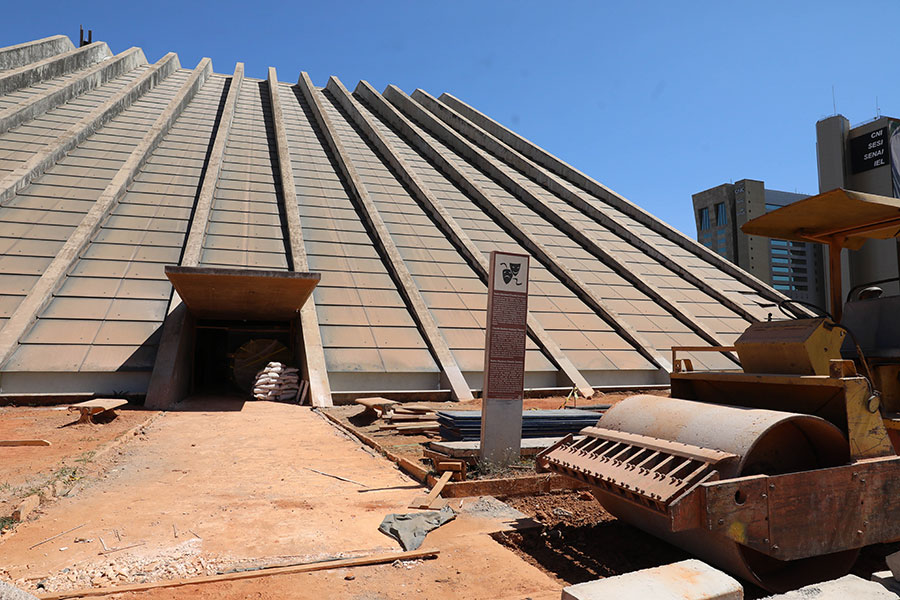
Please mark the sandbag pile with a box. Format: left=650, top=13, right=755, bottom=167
left=252, top=362, right=301, bottom=402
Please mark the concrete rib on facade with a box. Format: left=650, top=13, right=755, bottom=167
left=0, top=35, right=803, bottom=404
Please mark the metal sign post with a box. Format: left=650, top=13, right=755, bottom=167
left=480, top=251, right=529, bottom=467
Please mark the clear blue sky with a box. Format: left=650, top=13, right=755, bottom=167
left=3, top=1, right=898, bottom=236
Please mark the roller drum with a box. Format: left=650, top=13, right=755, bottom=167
left=592, top=395, right=856, bottom=592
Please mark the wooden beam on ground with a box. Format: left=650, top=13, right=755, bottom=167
left=384, top=85, right=671, bottom=372
left=0, top=58, right=212, bottom=372
left=0, top=41, right=110, bottom=96
left=350, top=80, right=595, bottom=398
left=37, top=548, right=440, bottom=600
left=0, top=439, right=50, bottom=447
left=269, top=68, right=332, bottom=407
left=298, top=72, right=473, bottom=402
left=0, top=47, right=147, bottom=136
left=409, top=470, right=453, bottom=509
left=0, top=52, right=181, bottom=206
left=437, top=92, right=811, bottom=319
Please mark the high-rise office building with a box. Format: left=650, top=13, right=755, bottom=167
left=692, top=180, right=825, bottom=308
left=816, top=115, right=900, bottom=311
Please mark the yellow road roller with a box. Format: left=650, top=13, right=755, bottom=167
left=538, top=189, right=900, bottom=592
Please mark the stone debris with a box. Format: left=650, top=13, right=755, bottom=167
left=24, top=539, right=217, bottom=593
left=763, top=574, right=898, bottom=599
left=252, top=362, right=301, bottom=403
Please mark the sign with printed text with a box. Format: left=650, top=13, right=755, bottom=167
left=483, top=251, right=530, bottom=400
left=480, top=251, right=529, bottom=466
left=850, top=126, right=889, bottom=174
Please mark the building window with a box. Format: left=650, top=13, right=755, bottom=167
left=698, top=207, right=710, bottom=230
left=715, top=203, right=727, bottom=226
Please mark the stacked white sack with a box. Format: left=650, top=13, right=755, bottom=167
left=252, top=362, right=301, bottom=402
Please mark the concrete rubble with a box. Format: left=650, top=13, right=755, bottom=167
left=561, top=559, right=742, bottom=600
left=763, top=574, right=899, bottom=599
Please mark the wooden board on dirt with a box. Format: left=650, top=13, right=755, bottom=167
left=410, top=471, right=453, bottom=509
left=68, top=399, right=128, bottom=423
left=355, top=397, right=399, bottom=415
left=0, top=439, right=51, bottom=447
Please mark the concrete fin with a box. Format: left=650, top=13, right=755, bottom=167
left=181, top=63, right=244, bottom=267
left=145, top=62, right=244, bottom=410
left=412, top=89, right=738, bottom=362
left=0, top=46, right=147, bottom=135
left=428, top=93, right=763, bottom=326
left=298, top=72, right=473, bottom=401
left=0, top=40, right=111, bottom=97
left=0, top=58, right=213, bottom=371
left=351, top=79, right=594, bottom=398
left=0, top=52, right=181, bottom=206
left=0, top=34, right=75, bottom=70
left=437, top=92, right=810, bottom=319
left=385, top=85, right=671, bottom=372
left=267, top=67, right=332, bottom=407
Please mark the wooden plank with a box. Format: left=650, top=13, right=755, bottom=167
left=68, top=399, right=128, bottom=412
left=38, top=548, right=439, bottom=600
left=388, top=414, right=436, bottom=422
left=409, top=470, right=453, bottom=509
left=394, top=423, right=439, bottom=433
left=356, top=397, right=399, bottom=409
left=0, top=439, right=50, bottom=447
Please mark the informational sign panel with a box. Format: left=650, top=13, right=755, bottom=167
left=850, top=126, right=889, bottom=174
left=480, top=251, right=529, bottom=466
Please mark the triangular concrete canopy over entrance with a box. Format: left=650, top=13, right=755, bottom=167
left=165, top=266, right=320, bottom=321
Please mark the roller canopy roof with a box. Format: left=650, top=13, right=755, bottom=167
left=741, top=188, right=900, bottom=250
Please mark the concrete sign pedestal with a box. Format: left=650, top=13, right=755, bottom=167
left=480, top=251, right=529, bottom=467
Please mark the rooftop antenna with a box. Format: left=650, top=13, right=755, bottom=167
left=79, top=25, right=92, bottom=47
left=877, top=96, right=881, bottom=118
left=832, top=85, right=836, bottom=116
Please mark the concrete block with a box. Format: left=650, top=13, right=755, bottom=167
left=561, top=559, right=742, bottom=600
left=11, top=494, right=40, bottom=522
left=0, top=580, right=39, bottom=599
left=887, top=550, right=900, bottom=580
left=763, top=574, right=899, bottom=599
left=873, top=571, right=900, bottom=596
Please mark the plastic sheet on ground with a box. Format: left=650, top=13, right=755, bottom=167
left=378, top=506, right=456, bottom=551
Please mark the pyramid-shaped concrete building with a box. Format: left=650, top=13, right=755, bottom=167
left=0, top=35, right=805, bottom=407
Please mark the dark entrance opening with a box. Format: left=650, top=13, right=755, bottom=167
left=192, top=320, right=295, bottom=396
left=150, top=266, right=319, bottom=407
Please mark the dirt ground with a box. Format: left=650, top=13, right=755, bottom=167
left=0, top=405, right=153, bottom=507
left=0, top=397, right=563, bottom=599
